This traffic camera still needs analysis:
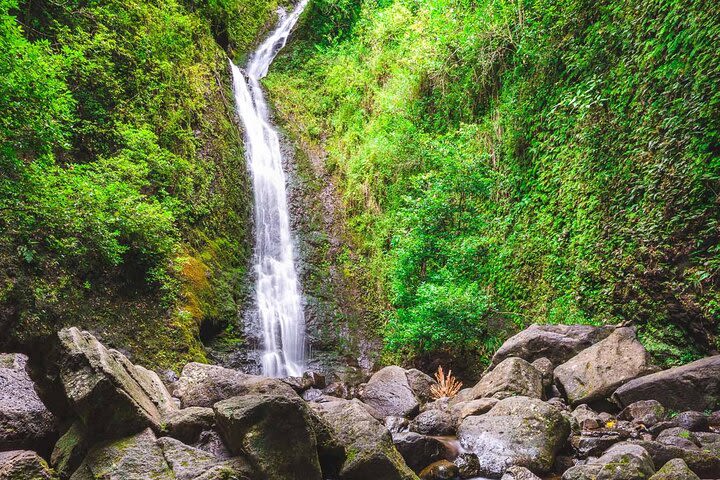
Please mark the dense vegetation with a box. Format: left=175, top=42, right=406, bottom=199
left=0, top=0, right=288, bottom=369
left=268, top=0, right=720, bottom=375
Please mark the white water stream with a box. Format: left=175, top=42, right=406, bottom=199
left=230, top=0, right=309, bottom=377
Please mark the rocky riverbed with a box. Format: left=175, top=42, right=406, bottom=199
left=1, top=325, right=719, bottom=479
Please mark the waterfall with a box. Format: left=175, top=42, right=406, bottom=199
left=230, top=0, right=309, bottom=378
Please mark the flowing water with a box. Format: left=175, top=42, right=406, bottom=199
left=230, top=0, right=309, bottom=377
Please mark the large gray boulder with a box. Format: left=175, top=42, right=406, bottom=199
left=165, top=407, right=215, bottom=443
left=55, top=328, right=176, bottom=439
left=410, top=410, right=455, bottom=436
left=627, top=440, right=720, bottom=478
left=174, top=362, right=297, bottom=407
left=70, top=429, right=174, bottom=480
left=0, top=450, right=57, bottom=480
left=156, top=437, right=255, bottom=480
left=406, top=369, right=436, bottom=404
left=311, top=399, right=418, bottom=480
left=491, top=324, right=614, bottom=367
left=612, top=355, right=720, bottom=412
left=392, top=432, right=451, bottom=473
left=554, top=327, right=656, bottom=406
left=457, top=396, right=570, bottom=477
left=470, top=357, right=543, bottom=400
left=649, top=458, right=700, bottom=480
left=0, top=353, right=56, bottom=452
left=562, top=443, right=655, bottom=480
left=360, top=366, right=420, bottom=418
left=214, top=394, right=322, bottom=480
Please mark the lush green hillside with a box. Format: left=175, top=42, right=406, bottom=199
left=0, top=0, right=286, bottom=369
left=268, top=0, right=720, bottom=375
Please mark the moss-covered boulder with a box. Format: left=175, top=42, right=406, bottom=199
left=457, top=396, right=570, bottom=478
left=311, top=399, right=418, bottom=480
left=165, top=407, right=216, bottom=444
left=55, top=328, right=177, bottom=440
left=0, top=450, right=58, bottom=480
left=0, top=353, right=57, bottom=453
left=50, top=422, right=87, bottom=480
left=214, top=394, right=322, bottom=480
left=649, top=458, right=700, bottom=480
left=554, top=327, right=656, bottom=406
left=562, top=443, right=655, bottom=480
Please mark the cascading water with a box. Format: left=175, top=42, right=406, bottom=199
left=230, top=0, right=309, bottom=377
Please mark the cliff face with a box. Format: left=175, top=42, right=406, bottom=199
left=0, top=0, right=287, bottom=371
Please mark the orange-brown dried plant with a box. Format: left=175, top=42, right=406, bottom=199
left=430, top=366, right=463, bottom=399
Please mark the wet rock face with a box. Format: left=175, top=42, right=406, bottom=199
left=214, top=394, right=322, bottom=480
left=360, top=366, right=420, bottom=418
left=0, top=353, right=57, bottom=453
left=418, top=460, right=458, bottom=480
left=562, top=443, right=655, bottom=480
left=469, top=357, right=543, bottom=400
left=457, top=396, right=570, bottom=477
left=554, top=327, right=656, bottom=406
left=174, top=362, right=297, bottom=408
left=491, top=324, right=614, bottom=367
left=311, top=399, right=417, bottom=480
left=612, top=355, right=720, bottom=412
left=0, top=450, right=57, bottom=480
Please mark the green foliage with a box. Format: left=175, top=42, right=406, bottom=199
left=0, top=0, right=267, bottom=368
left=268, top=0, right=720, bottom=373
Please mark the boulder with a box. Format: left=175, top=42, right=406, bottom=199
left=165, top=407, right=215, bottom=443
left=453, top=453, right=480, bottom=479
left=501, top=466, right=542, bottom=480
left=562, top=443, right=655, bottom=480
left=656, top=427, right=699, bottom=450
left=392, top=432, right=450, bottom=473
left=531, top=357, right=555, bottom=395
left=50, top=422, right=87, bottom=480
left=491, top=324, right=614, bottom=367
left=70, top=428, right=173, bottom=480
left=360, top=366, right=420, bottom=418
left=214, top=394, right=321, bottom=480
left=0, top=353, right=56, bottom=453
left=554, top=327, right=655, bottom=406
left=627, top=439, right=720, bottom=478
left=649, top=458, right=700, bottom=480
left=451, top=398, right=498, bottom=421
left=612, top=355, right=720, bottom=412
left=406, top=369, right=436, bottom=404
left=469, top=358, right=543, bottom=400
left=418, top=460, right=458, bottom=480
left=675, top=411, right=709, bottom=432
left=570, top=432, right=627, bottom=458
left=0, top=450, right=57, bottom=480
left=410, top=410, right=455, bottom=436
left=385, top=416, right=410, bottom=434
left=157, top=436, right=222, bottom=480
left=307, top=408, right=346, bottom=478
left=54, top=328, right=176, bottom=439
left=311, top=399, right=418, bottom=480
left=192, top=458, right=257, bottom=480
left=175, top=362, right=297, bottom=408
left=617, top=400, right=665, bottom=427
left=457, top=396, right=570, bottom=477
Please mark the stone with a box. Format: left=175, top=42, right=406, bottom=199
left=157, top=436, right=222, bottom=480
left=192, top=458, right=256, bottom=480
left=501, top=466, right=542, bottom=480
left=406, top=369, right=436, bottom=404
left=303, top=388, right=325, bottom=402
left=491, top=324, right=614, bottom=367
left=392, top=432, right=450, bottom=473
left=70, top=428, right=173, bottom=480
left=628, top=439, right=720, bottom=478
left=457, top=396, right=570, bottom=477
left=453, top=453, right=480, bottom=479
left=360, top=366, right=420, bottom=418
left=571, top=432, right=626, bottom=458
left=193, top=430, right=232, bottom=459
left=0, top=450, right=57, bottom=480
left=675, top=411, right=709, bottom=431
left=214, top=394, right=322, bottom=480
left=50, top=422, right=87, bottom=480
left=656, top=427, right=699, bottom=450
left=175, top=362, right=297, bottom=407
left=0, top=353, right=57, bottom=452
left=554, top=327, right=655, bottom=406
left=303, top=371, right=326, bottom=390
left=649, top=458, right=700, bottom=480
left=54, top=328, right=176, bottom=439
left=617, top=400, right=665, bottom=427
left=385, top=416, right=410, bottom=434
left=532, top=357, right=555, bottom=395
left=418, top=460, right=458, bottom=480
left=323, top=382, right=349, bottom=399
left=311, top=399, right=417, bottom=480
left=612, top=355, right=720, bottom=412
left=562, top=443, right=655, bottom=480
left=469, top=357, right=543, bottom=400
left=165, top=406, right=215, bottom=444
left=410, top=410, right=455, bottom=436
left=451, top=398, right=498, bottom=421
left=307, top=407, right=346, bottom=478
